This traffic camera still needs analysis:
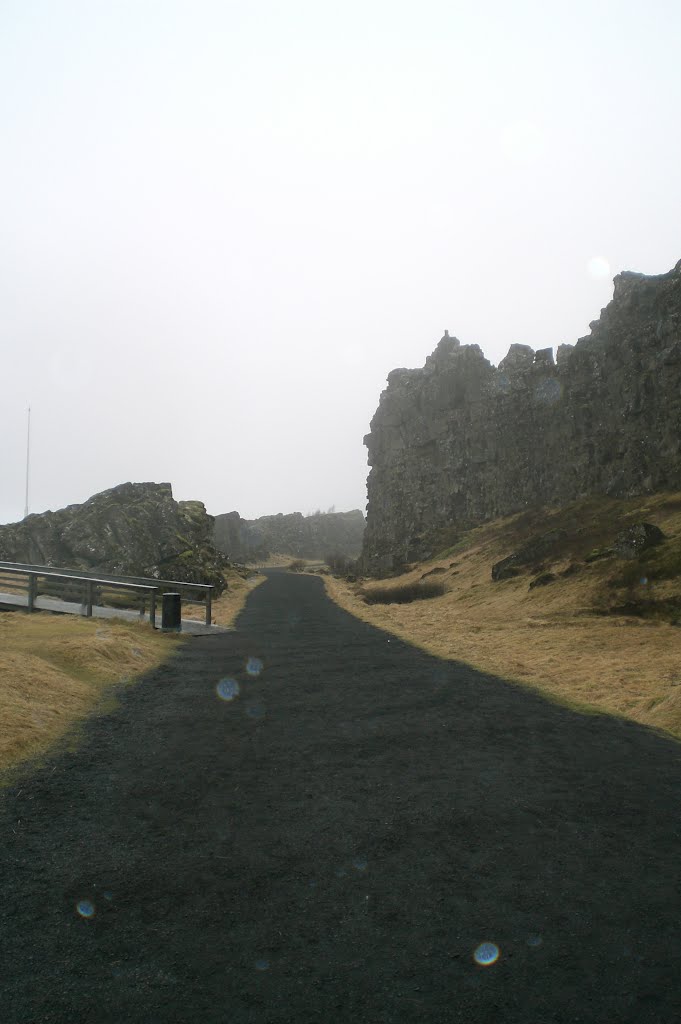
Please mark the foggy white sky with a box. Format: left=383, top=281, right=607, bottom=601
left=1, top=0, right=680, bottom=526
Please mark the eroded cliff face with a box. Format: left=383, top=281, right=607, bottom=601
left=213, top=509, right=365, bottom=561
left=362, top=261, right=681, bottom=574
left=0, top=482, right=228, bottom=590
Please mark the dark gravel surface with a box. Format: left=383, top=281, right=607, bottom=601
left=2, top=569, right=681, bottom=1023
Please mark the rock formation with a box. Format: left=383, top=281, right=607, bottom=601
left=362, top=260, right=681, bottom=574
left=212, top=510, right=250, bottom=559
left=213, top=509, right=365, bottom=562
left=0, top=482, right=228, bottom=591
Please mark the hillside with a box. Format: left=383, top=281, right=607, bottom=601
left=326, top=491, right=681, bottom=739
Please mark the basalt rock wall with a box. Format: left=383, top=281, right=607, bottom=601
left=362, top=261, right=681, bottom=574
left=213, top=509, right=365, bottom=561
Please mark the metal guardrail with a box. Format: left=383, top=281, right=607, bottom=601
left=0, top=561, right=214, bottom=625
left=0, top=565, right=161, bottom=626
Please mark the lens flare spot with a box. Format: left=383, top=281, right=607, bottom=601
left=216, top=679, right=240, bottom=701
left=587, top=256, right=611, bottom=280
left=76, top=900, right=95, bottom=919
left=255, top=959, right=270, bottom=971
left=473, top=942, right=500, bottom=966
left=246, top=657, right=263, bottom=678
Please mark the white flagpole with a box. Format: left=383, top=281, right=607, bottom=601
left=24, top=406, right=31, bottom=519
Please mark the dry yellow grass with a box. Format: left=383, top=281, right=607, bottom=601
left=250, top=553, right=295, bottom=568
left=0, top=612, right=181, bottom=776
left=0, top=566, right=265, bottom=776
left=190, top=568, right=265, bottom=626
left=325, top=493, right=681, bottom=740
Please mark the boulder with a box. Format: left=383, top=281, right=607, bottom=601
left=613, top=523, right=665, bottom=559
left=491, top=555, right=522, bottom=581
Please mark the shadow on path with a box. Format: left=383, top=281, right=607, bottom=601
left=1, top=570, right=681, bottom=1023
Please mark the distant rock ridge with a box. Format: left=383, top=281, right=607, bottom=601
left=0, top=482, right=228, bottom=591
left=362, top=259, right=681, bottom=574
left=213, top=509, right=365, bottom=561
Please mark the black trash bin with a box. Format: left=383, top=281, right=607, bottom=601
left=161, top=592, right=182, bottom=632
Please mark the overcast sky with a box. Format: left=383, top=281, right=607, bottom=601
left=1, top=0, right=679, bottom=525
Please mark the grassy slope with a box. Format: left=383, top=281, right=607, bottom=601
left=0, top=615, right=180, bottom=777
left=0, top=567, right=263, bottom=776
left=326, top=492, right=681, bottom=739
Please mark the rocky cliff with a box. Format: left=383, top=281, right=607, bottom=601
left=0, top=482, right=228, bottom=590
left=362, top=260, right=681, bottom=574
left=213, top=509, right=365, bottom=561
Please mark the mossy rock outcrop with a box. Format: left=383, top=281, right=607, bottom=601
left=0, top=482, right=228, bottom=593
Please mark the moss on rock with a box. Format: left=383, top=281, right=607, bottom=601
left=0, top=482, right=228, bottom=593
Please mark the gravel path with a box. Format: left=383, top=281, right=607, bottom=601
left=2, top=569, right=681, bottom=1023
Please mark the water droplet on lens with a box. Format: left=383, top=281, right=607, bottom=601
left=255, top=958, right=270, bottom=971
left=587, top=256, right=611, bottom=280
left=473, top=941, right=500, bottom=966
left=76, top=900, right=95, bottom=918
left=216, top=679, right=240, bottom=701
left=246, top=657, right=263, bottom=677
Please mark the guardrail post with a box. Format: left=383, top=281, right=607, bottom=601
left=205, top=589, right=212, bottom=626
left=85, top=580, right=93, bottom=617
left=149, top=589, right=156, bottom=628
left=27, top=573, right=37, bottom=613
